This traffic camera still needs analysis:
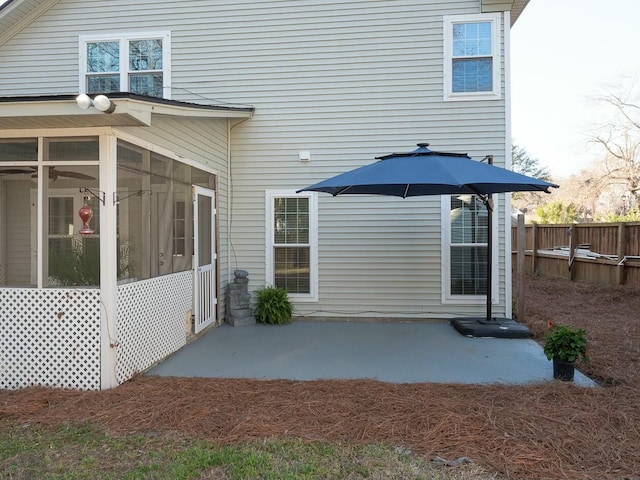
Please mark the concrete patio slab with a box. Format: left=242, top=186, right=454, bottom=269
left=147, top=320, right=595, bottom=386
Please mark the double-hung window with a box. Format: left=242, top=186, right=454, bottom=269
left=79, top=32, right=171, bottom=98
left=266, top=190, right=318, bottom=302
left=442, top=195, right=496, bottom=303
left=443, top=13, right=501, bottom=101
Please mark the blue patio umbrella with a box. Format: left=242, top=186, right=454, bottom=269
left=298, top=143, right=558, bottom=338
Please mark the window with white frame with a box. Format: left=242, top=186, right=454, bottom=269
left=442, top=195, right=494, bottom=302
left=443, top=13, right=501, bottom=101
left=266, top=191, right=318, bottom=301
left=79, top=32, right=171, bottom=98
left=46, top=191, right=101, bottom=287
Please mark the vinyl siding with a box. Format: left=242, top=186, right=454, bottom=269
left=221, top=1, right=508, bottom=318
left=0, top=0, right=512, bottom=319
left=0, top=0, right=57, bottom=48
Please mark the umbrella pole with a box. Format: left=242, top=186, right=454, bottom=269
left=484, top=196, right=493, bottom=323
left=467, top=188, right=494, bottom=323
left=451, top=192, right=531, bottom=338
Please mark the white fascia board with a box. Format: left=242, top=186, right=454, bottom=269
left=124, top=98, right=254, bottom=120
left=0, top=97, right=253, bottom=129
left=0, top=99, right=85, bottom=117
left=0, top=99, right=151, bottom=128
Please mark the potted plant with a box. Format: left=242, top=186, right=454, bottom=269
left=254, top=285, right=293, bottom=325
left=543, top=322, right=588, bottom=381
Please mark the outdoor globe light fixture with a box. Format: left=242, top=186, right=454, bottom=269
left=76, top=93, right=92, bottom=110
left=75, top=93, right=115, bottom=114
left=93, top=94, right=114, bottom=113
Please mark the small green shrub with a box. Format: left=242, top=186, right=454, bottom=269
left=254, top=285, right=293, bottom=325
left=543, top=323, right=588, bottom=363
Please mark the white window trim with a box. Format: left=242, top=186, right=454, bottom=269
left=443, top=13, right=501, bottom=101
left=440, top=195, right=498, bottom=304
left=79, top=31, right=172, bottom=99
left=265, top=189, right=318, bottom=303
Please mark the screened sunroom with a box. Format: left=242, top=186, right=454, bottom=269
left=0, top=94, right=253, bottom=390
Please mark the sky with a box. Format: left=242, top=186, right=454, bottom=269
left=511, top=0, right=640, bottom=179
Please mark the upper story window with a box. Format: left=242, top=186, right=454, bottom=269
left=443, top=13, right=501, bottom=101
left=79, top=32, right=171, bottom=98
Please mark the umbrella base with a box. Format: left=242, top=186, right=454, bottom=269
left=450, top=317, right=531, bottom=339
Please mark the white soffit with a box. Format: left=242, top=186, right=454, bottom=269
left=482, top=0, right=531, bottom=26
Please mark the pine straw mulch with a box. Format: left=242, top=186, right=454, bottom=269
left=2, top=274, right=640, bottom=480
left=519, top=274, right=640, bottom=388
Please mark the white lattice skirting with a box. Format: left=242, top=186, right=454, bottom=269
left=116, top=271, right=192, bottom=384
left=0, top=288, right=101, bottom=390
left=0, top=273, right=192, bottom=390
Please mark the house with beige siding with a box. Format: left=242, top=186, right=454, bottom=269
left=0, top=0, right=530, bottom=390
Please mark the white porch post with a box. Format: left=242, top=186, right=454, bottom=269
left=100, top=133, right=118, bottom=389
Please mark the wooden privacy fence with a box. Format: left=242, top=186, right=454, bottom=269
left=511, top=221, right=640, bottom=285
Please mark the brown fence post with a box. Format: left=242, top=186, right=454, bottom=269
left=532, top=223, right=539, bottom=274
left=569, top=224, right=578, bottom=281
left=617, top=222, right=627, bottom=285
left=517, top=214, right=525, bottom=322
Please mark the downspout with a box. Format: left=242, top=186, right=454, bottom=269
left=227, top=120, right=232, bottom=283
left=504, top=10, right=513, bottom=319
left=227, top=116, right=252, bottom=283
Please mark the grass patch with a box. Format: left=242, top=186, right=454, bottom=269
left=0, top=422, right=500, bottom=479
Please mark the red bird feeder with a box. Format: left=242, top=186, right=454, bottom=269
left=78, top=198, right=94, bottom=235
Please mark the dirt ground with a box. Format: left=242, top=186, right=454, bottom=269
left=2, top=274, right=640, bottom=480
